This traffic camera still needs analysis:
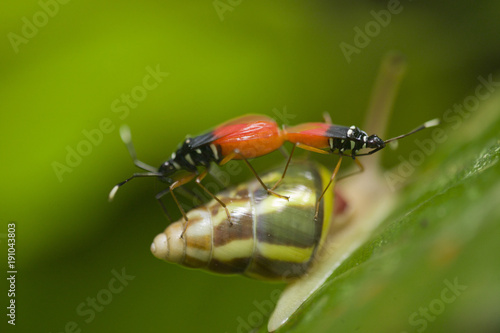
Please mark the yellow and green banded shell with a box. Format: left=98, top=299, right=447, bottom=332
left=151, top=161, right=334, bottom=281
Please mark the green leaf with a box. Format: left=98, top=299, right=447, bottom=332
left=264, top=82, right=500, bottom=332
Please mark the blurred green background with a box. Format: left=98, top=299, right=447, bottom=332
left=1, top=1, right=499, bottom=332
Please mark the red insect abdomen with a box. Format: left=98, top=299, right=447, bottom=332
left=214, top=121, right=284, bottom=159
left=284, top=123, right=331, bottom=149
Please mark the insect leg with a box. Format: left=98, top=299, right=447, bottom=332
left=168, top=182, right=190, bottom=237
left=336, top=157, right=365, bottom=182
left=354, top=146, right=384, bottom=157
left=155, top=187, right=174, bottom=222
left=156, top=174, right=196, bottom=237
left=322, top=112, right=333, bottom=125
left=218, top=151, right=237, bottom=166
left=175, top=186, right=205, bottom=207
left=243, top=158, right=290, bottom=200
left=315, top=155, right=343, bottom=220
left=156, top=180, right=188, bottom=222
left=294, top=143, right=330, bottom=155
left=270, top=142, right=329, bottom=192
left=270, top=143, right=297, bottom=191
left=195, top=169, right=232, bottom=224
left=207, top=167, right=226, bottom=189
left=278, top=146, right=290, bottom=158
left=155, top=182, right=203, bottom=222
left=221, top=150, right=290, bottom=200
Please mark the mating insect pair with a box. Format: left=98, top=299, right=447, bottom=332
left=109, top=114, right=439, bottom=225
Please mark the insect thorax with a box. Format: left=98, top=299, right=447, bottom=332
left=329, top=126, right=368, bottom=155
left=167, top=140, right=222, bottom=172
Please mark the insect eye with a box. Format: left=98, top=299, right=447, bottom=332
left=366, top=135, right=385, bottom=148
left=159, top=162, right=175, bottom=175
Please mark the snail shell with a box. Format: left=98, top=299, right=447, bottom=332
left=151, top=161, right=334, bottom=281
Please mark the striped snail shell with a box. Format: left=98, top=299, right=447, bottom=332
left=151, top=161, right=334, bottom=281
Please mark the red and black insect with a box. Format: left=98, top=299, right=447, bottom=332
left=274, top=118, right=440, bottom=218
left=109, top=114, right=288, bottom=224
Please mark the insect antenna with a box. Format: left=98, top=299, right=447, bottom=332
left=108, top=125, right=161, bottom=201
left=384, top=118, right=440, bottom=144
left=355, top=118, right=440, bottom=157
left=118, top=125, right=158, bottom=172
left=109, top=172, right=162, bottom=201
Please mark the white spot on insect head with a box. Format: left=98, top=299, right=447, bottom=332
left=347, top=128, right=354, bottom=137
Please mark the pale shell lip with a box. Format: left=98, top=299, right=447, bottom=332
left=151, top=233, right=168, bottom=259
